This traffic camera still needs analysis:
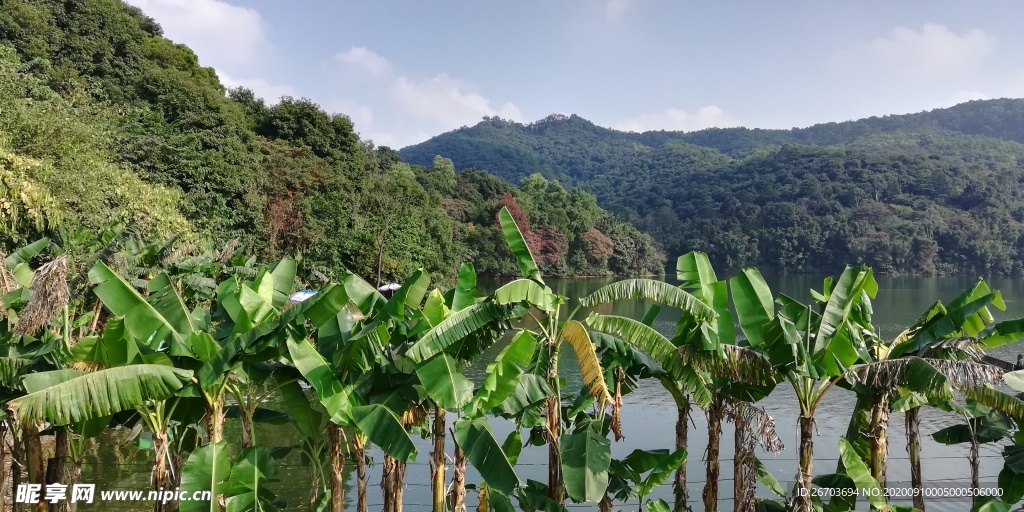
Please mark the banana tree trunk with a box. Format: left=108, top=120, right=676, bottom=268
left=206, top=400, right=224, bottom=444
left=329, top=424, right=345, bottom=512
left=46, top=428, right=68, bottom=512
left=546, top=394, right=563, bottom=503
left=152, top=428, right=170, bottom=512
left=381, top=456, right=406, bottom=512
left=1, top=421, right=8, bottom=512
left=309, top=469, right=322, bottom=510
left=239, top=408, right=253, bottom=449
left=24, top=423, right=45, bottom=512
left=674, top=398, right=689, bottom=512
left=703, top=397, right=723, bottom=512
left=734, top=409, right=752, bottom=512
left=868, top=394, right=890, bottom=488
left=599, top=495, right=613, bottom=512
left=68, top=457, right=82, bottom=512
left=430, top=407, right=446, bottom=512
left=354, top=435, right=368, bottom=512
left=906, top=408, right=924, bottom=510
left=970, top=421, right=980, bottom=502
left=451, top=441, right=467, bottom=512
left=797, top=415, right=815, bottom=512
left=13, top=423, right=23, bottom=512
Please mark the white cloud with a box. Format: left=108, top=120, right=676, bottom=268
left=336, top=47, right=391, bottom=76
left=217, top=70, right=296, bottom=103
left=125, top=0, right=268, bottom=69
left=325, top=100, right=374, bottom=127
left=604, top=0, right=634, bottom=21
left=832, top=24, right=994, bottom=82
left=392, top=73, right=522, bottom=128
left=615, top=106, right=739, bottom=133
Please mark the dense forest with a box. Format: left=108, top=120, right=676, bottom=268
left=401, top=106, right=1024, bottom=275
left=0, top=0, right=664, bottom=282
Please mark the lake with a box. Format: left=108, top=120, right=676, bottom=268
left=78, top=275, right=1024, bottom=511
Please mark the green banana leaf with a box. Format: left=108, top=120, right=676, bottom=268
left=180, top=441, right=231, bottom=512
left=580, top=278, right=715, bottom=321
left=729, top=268, right=775, bottom=347
left=560, top=426, right=611, bottom=503
left=451, top=263, right=478, bottom=312
left=353, top=404, right=417, bottom=462
left=407, top=301, right=513, bottom=363
left=454, top=416, right=518, bottom=495
left=497, top=207, right=543, bottom=283
left=89, top=261, right=192, bottom=356
left=837, top=436, right=887, bottom=510
left=10, top=364, right=192, bottom=426
left=417, top=353, right=474, bottom=410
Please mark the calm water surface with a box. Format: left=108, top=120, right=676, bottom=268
left=80, top=275, right=1024, bottom=511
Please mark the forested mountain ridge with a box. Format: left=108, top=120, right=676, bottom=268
left=0, top=0, right=664, bottom=281
left=400, top=102, right=1024, bottom=275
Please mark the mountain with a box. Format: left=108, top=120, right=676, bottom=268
left=0, top=0, right=663, bottom=281
left=400, top=101, right=1024, bottom=275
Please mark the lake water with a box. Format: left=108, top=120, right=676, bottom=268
left=78, top=275, right=1024, bottom=511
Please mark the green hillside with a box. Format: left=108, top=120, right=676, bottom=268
left=399, top=103, right=1024, bottom=275
left=0, top=0, right=663, bottom=280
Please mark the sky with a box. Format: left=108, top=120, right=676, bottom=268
left=125, top=0, right=1024, bottom=149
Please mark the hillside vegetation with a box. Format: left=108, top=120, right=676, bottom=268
left=400, top=105, right=1024, bottom=275
left=0, top=0, right=663, bottom=280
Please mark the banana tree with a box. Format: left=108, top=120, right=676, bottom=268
left=285, top=271, right=419, bottom=512
left=412, top=262, right=519, bottom=512
left=408, top=207, right=653, bottom=505
left=2, top=237, right=119, bottom=512
left=834, top=279, right=1024, bottom=509
left=760, top=266, right=878, bottom=511
left=583, top=252, right=779, bottom=512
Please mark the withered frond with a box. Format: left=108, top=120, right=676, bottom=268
left=0, top=250, right=18, bottom=294
left=16, top=255, right=70, bottom=335
left=678, top=344, right=778, bottom=386
left=919, top=337, right=984, bottom=361
left=725, top=399, right=784, bottom=454
left=925, top=357, right=1004, bottom=388
left=215, top=238, right=241, bottom=264
left=162, top=239, right=202, bottom=266
left=845, top=357, right=1003, bottom=400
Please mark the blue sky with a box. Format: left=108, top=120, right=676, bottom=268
left=127, top=0, right=1024, bottom=148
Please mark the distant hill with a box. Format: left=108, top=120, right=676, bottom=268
left=0, top=0, right=664, bottom=281
left=400, top=100, right=1024, bottom=275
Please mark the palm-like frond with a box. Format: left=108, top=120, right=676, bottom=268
left=561, top=320, right=613, bottom=407
left=8, top=365, right=193, bottom=426
left=961, top=385, right=1024, bottom=418
left=580, top=279, right=715, bottom=321
left=678, top=344, right=778, bottom=386
left=407, top=302, right=514, bottom=363
left=586, top=314, right=712, bottom=407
